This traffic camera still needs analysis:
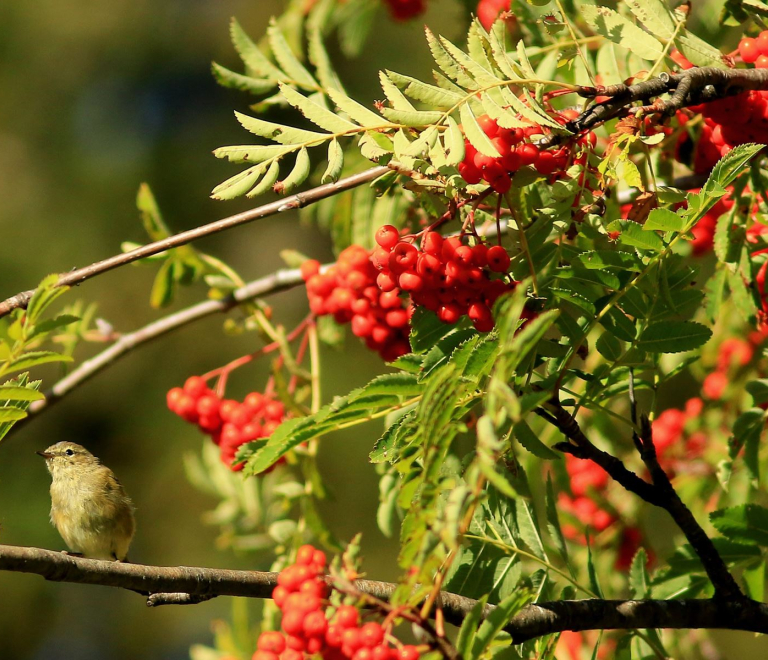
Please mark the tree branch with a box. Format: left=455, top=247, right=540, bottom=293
left=0, top=166, right=389, bottom=320
left=2, top=544, right=767, bottom=643
left=11, top=267, right=308, bottom=432
left=539, top=400, right=744, bottom=601
left=544, top=66, right=768, bottom=147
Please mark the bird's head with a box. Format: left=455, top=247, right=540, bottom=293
left=37, top=442, right=100, bottom=475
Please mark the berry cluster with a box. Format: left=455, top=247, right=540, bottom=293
left=301, top=246, right=411, bottom=362
left=457, top=114, right=587, bottom=193
left=477, top=0, right=513, bottom=31
left=372, top=225, right=515, bottom=332
left=256, top=545, right=422, bottom=660
left=383, top=0, right=426, bottom=21
left=739, top=31, right=768, bottom=68
left=167, top=376, right=286, bottom=471
left=651, top=397, right=708, bottom=473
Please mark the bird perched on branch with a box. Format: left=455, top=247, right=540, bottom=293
left=37, top=441, right=135, bottom=561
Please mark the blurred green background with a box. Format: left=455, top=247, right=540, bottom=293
left=0, top=1, right=470, bottom=658
left=0, top=1, right=762, bottom=659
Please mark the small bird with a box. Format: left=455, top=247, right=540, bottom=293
left=37, top=441, right=136, bottom=561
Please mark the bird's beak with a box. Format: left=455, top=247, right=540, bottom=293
left=36, top=450, right=53, bottom=459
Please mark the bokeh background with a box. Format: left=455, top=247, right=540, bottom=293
left=0, top=1, right=471, bottom=658
left=0, top=1, right=760, bottom=659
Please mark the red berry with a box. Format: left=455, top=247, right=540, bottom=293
left=372, top=646, right=394, bottom=660
left=757, top=54, right=768, bottom=69
left=458, top=162, right=482, bottom=184
left=758, top=31, right=768, bottom=56
left=477, top=115, right=499, bottom=138
left=280, top=650, right=303, bottom=660
left=517, top=143, right=539, bottom=166
left=341, top=628, right=363, bottom=652
left=176, top=395, right=199, bottom=423
left=399, top=272, right=424, bottom=292
left=375, top=225, right=400, bottom=250
left=244, top=392, right=265, bottom=414
left=398, top=646, right=420, bottom=660
left=183, top=376, right=209, bottom=398
left=196, top=394, right=220, bottom=417
left=377, top=272, right=398, bottom=292
left=301, top=260, right=321, bottom=281
left=258, top=632, right=287, bottom=654
left=253, top=651, right=279, bottom=660
left=273, top=585, right=289, bottom=608
left=360, top=623, right=384, bottom=648
left=486, top=245, right=511, bottom=272
left=281, top=610, right=307, bottom=636
left=303, top=610, right=329, bottom=638
left=438, top=303, right=462, bottom=324
left=326, top=625, right=344, bottom=648
left=166, top=387, right=184, bottom=411
left=335, top=605, right=359, bottom=628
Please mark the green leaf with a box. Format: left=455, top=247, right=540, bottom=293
left=629, top=548, right=650, bottom=598
left=513, top=420, right=559, bottom=459
left=7, top=351, right=73, bottom=373
left=607, top=220, right=664, bottom=252
left=247, top=160, right=281, bottom=198
left=267, top=21, right=318, bottom=90
left=321, top=139, right=344, bottom=184
left=676, top=31, right=728, bottom=68
left=211, top=163, right=270, bottom=200
left=0, top=407, right=27, bottom=423
left=644, top=208, right=686, bottom=233
left=515, top=498, right=547, bottom=560
left=747, top=379, right=768, bottom=406
left=30, top=314, right=80, bottom=337
left=213, top=144, right=294, bottom=164
left=307, top=27, right=343, bottom=92
left=0, top=385, right=45, bottom=402
left=409, top=307, right=454, bottom=353
left=211, top=63, right=277, bottom=95
left=150, top=259, right=175, bottom=309
left=456, top=598, right=487, bottom=660
left=581, top=5, right=664, bottom=61
left=234, top=111, right=327, bottom=145
left=586, top=534, right=604, bottom=598
left=470, top=591, right=531, bottom=660
left=327, top=87, right=383, bottom=126
left=230, top=17, right=283, bottom=80
left=444, top=116, right=466, bottom=166
left=743, top=558, right=766, bottom=601
left=378, top=107, right=443, bottom=127
left=460, top=104, right=501, bottom=157
left=636, top=321, right=712, bottom=353
left=425, top=27, right=477, bottom=89
left=625, top=0, right=675, bottom=39
left=280, top=84, right=358, bottom=133
left=387, top=70, right=464, bottom=109
left=26, top=275, right=67, bottom=324
left=278, top=147, right=311, bottom=194
left=545, top=475, right=569, bottom=564
left=711, top=504, right=768, bottom=546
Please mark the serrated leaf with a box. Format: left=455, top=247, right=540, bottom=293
left=470, top=591, right=531, bottom=660
left=676, top=31, right=728, bottom=68
left=387, top=70, right=464, bottom=109
left=247, top=160, right=281, bottom=198
left=456, top=598, right=487, bottom=660
left=625, top=0, right=675, bottom=39
left=30, top=314, right=80, bottom=337
left=581, top=5, right=664, bottom=61
left=607, top=220, right=664, bottom=251
left=230, top=17, right=283, bottom=80
left=321, top=139, right=344, bottom=184
left=425, top=27, right=477, bottom=89
left=234, top=111, right=327, bottom=145
left=379, top=107, right=443, bottom=127
left=308, top=27, right=343, bottom=92
left=211, top=63, right=277, bottom=95
left=513, top=420, right=559, bottom=459
left=545, top=475, right=569, bottom=564
left=267, top=21, right=318, bottom=90
left=0, top=407, right=27, bottom=423
left=0, top=385, right=45, bottom=402
left=278, top=147, right=311, bottom=194
left=7, top=351, right=73, bottom=373
left=515, top=497, right=547, bottom=560
left=586, top=534, right=604, bottom=598
left=629, top=548, right=650, bottom=598
left=280, top=84, right=358, bottom=133
left=636, top=321, right=712, bottom=353
left=150, top=259, right=175, bottom=308
left=711, top=504, right=768, bottom=546
left=379, top=71, right=416, bottom=111
left=327, top=87, right=383, bottom=126
left=460, top=103, right=500, bottom=157
left=213, top=143, right=294, bottom=164
left=211, top=163, right=270, bottom=199
left=644, top=208, right=686, bottom=232
left=443, top=116, right=466, bottom=166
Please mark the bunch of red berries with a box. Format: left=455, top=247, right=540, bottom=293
left=372, top=225, right=514, bottom=332
left=167, top=376, right=286, bottom=471
left=739, top=31, right=768, bottom=68
left=651, top=398, right=708, bottom=471
left=457, top=112, right=595, bottom=194
left=558, top=454, right=615, bottom=539
left=477, top=0, right=514, bottom=30
left=301, top=245, right=411, bottom=362
left=383, top=0, right=426, bottom=21
left=256, top=545, right=422, bottom=660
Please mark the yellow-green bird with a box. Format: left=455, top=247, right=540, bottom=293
left=38, top=441, right=135, bottom=561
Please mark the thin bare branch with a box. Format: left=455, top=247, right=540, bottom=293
left=0, top=166, right=389, bottom=320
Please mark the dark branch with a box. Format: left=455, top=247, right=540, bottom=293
left=539, top=400, right=745, bottom=601
left=545, top=66, right=768, bottom=147
left=0, top=166, right=389, bottom=320
left=3, top=545, right=768, bottom=644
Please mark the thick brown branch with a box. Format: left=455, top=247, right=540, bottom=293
left=0, top=166, right=389, bottom=320
left=3, top=545, right=768, bottom=644
left=13, top=267, right=308, bottom=430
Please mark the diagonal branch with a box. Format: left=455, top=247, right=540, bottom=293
left=0, top=166, right=388, bottom=320
left=2, top=544, right=768, bottom=644
left=11, top=267, right=309, bottom=433
left=538, top=399, right=744, bottom=601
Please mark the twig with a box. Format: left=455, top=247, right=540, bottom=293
left=538, top=399, right=745, bottom=601
left=2, top=545, right=768, bottom=643
left=0, top=166, right=389, bottom=320
left=12, top=268, right=309, bottom=430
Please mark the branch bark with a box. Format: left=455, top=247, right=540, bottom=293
left=12, top=267, right=308, bottom=430
left=2, top=544, right=768, bottom=644
left=0, top=166, right=388, bottom=320
left=539, top=400, right=744, bottom=602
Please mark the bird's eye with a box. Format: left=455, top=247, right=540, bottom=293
left=65, top=449, right=74, bottom=456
